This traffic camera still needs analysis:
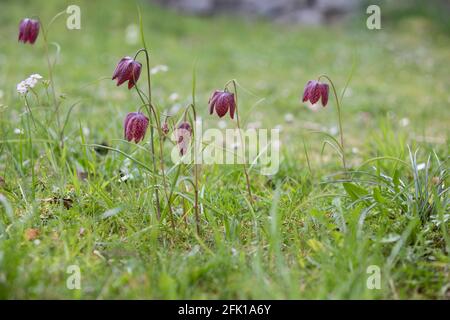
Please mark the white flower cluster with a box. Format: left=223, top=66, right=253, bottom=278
left=16, top=74, right=43, bottom=95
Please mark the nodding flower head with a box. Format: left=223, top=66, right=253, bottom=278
left=302, top=80, right=329, bottom=107
left=18, top=18, right=40, bottom=44
left=124, top=112, right=149, bottom=143
left=175, top=122, right=192, bottom=156
left=112, top=57, right=142, bottom=89
left=162, top=122, right=170, bottom=135
left=209, top=90, right=236, bottom=119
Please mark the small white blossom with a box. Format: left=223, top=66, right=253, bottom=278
left=399, top=118, right=410, bottom=127
left=29, top=74, right=43, bottom=80
left=25, top=77, right=38, bottom=88
left=14, top=128, right=24, bottom=135
left=17, top=81, right=28, bottom=95
left=169, top=92, right=179, bottom=102
left=16, top=74, right=43, bottom=95
left=150, top=65, right=168, bottom=75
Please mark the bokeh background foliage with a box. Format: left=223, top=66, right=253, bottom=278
left=0, top=0, right=448, bottom=298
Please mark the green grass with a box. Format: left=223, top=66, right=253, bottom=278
left=0, top=0, right=449, bottom=299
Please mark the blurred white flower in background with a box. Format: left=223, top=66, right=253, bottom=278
left=14, top=128, right=24, bottom=135
left=170, top=103, right=182, bottom=115
left=16, top=74, right=43, bottom=95
left=399, top=117, right=410, bottom=127
left=125, top=24, right=139, bottom=45
left=284, top=113, right=294, bottom=123
left=82, top=127, right=90, bottom=136
left=169, top=92, right=179, bottom=102
left=16, top=82, right=28, bottom=95
left=328, top=125, right=339, bottom=136
left=150, top=65, right=168, bottom=75
left=217, top=120, right=227, bottom=129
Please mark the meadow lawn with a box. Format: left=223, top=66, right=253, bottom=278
left=0, top=0, right=448, bottom=299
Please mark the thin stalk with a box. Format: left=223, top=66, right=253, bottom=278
left=148, top=103, right=175, bottom=230
left=226, top=80, right=254, bottom=205
left=319, top=75, right=347, bottom=171
left=134, top=48, right=175, bottom=228
left=40, top=18, right=63, bottom=148
left=184, top=103, right=200, bottom=234
left=25, top=108, right=36, bottom=201
left=24, top=96, right=37, bottom=129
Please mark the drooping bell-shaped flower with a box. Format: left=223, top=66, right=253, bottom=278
left=175, top=122, right=192, bottom=156
left=112, top=57, right=142, bottom=89
left=302, top=80, right=329, bottom=107
left=209, top=90, right=236, bottom=119
left=18, top=18, right=40, bottom=44
left=162, top=122, right=170, bottom=135
left=124, top=112, right=149, bottom=143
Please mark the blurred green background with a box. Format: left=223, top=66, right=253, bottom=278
left=0, top=0, right=448, bottom=299
left=0, top=0, right=448, bottom=146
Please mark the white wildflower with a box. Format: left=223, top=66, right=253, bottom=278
left=399, top=118, right=410, bottom=127
left=17, top=74, right=43, bottom=95
left=150, top=65, right=168, bottom=75
left=14, top=128, right=24, bottom=135
left=169, top=92, right=179, bottom=102
left=16, top=81, right=28, bottom=95
left=29, top=74, right=43, bottom=80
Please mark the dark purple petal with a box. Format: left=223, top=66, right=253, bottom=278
left=302, top=80, right=314, bottom=102
left=124, top=112, right=148, bottom=143
left=28, top=20, right=40, bottom=44
left=320, top=83, right=329, bottom=107
left=124, top=112, right=137, bottom=139
left=208, top=90, right=221, bottom=115
left=18, top=19, right=28, bottom=42
left=112, top=57, right=129, bottom=80
left=127, top=61, right=142, bottom=89
left=214, top=94, right=229, bottom=118
left=227, top=93, right=236, bottom=119
left=112, top=57, right=141, bottom=89
left=309, top=83, right=321, bottom=104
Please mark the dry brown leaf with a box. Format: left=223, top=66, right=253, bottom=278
left=24, top=228, right=40, bottom=241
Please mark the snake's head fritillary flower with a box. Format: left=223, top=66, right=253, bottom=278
left=112, top=57, right=142, bottom=89
left=124, top=112, right=149, bottom=143
left=302, top=80, right=329, bottom=107
left=209, top=90, right=236, bottom=119
left=175, top=122, right=192, bottom=156
left=162, top=122, right=170, bottom=135
left=18, top=18, right=40, bottom=44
